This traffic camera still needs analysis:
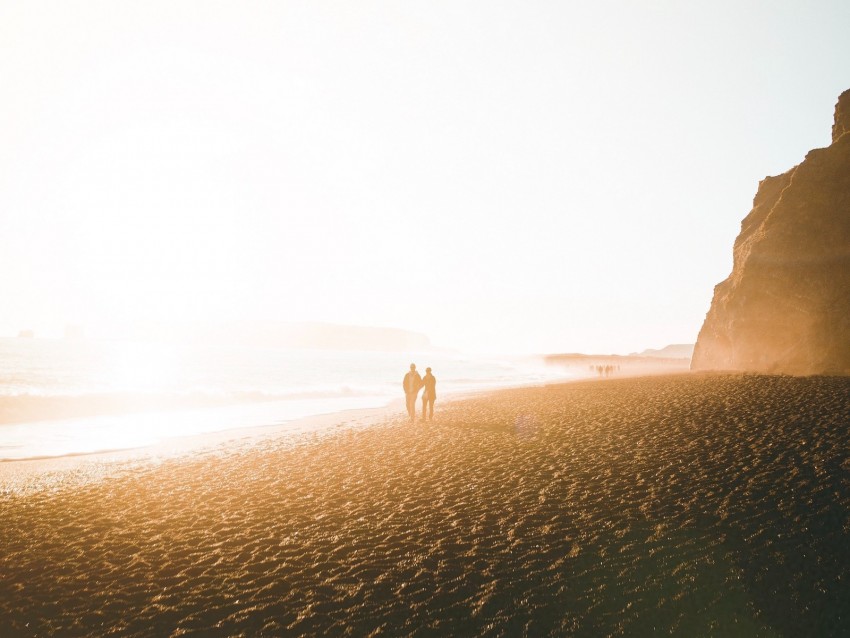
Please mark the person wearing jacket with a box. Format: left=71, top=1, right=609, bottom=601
left=402, top=363, right=422, bottom=422
left=421, top=367, right=436, bottom=421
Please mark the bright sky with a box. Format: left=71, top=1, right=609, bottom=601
left=1, top=1, right=848, bottom=354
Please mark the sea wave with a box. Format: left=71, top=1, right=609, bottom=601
left=0, top=386, right=401, bottom=427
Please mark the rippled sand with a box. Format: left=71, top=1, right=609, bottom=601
left=2, top=374, right=850, bottom=636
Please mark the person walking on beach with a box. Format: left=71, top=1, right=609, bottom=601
left=403, top=363, right=422, bottom=422
left=421, top=367, right=436, bottom=422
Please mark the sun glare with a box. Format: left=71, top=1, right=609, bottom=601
left=97, top=340, right=183, bottom=395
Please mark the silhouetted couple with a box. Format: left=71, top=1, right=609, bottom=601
left=402, top=363, right=437, bottom=422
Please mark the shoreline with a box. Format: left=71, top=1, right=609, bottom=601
left=0, top=401, right=402, bottom=495
left=0, top=371, right=599, bottom=493
left=0, top=364, right=588, bottom=470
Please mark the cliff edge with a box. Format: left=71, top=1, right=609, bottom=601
left=692, top=90, right=850, bottom=375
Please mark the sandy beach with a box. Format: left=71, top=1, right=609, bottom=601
left=2, top=373, right=850, bottom=636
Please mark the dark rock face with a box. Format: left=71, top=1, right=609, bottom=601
left=692, top=90, right=850, bottom=375
left=832, top=89, right=850, bottom=144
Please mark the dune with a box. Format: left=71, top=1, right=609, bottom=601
left=2, top=374, right=849, bottom=636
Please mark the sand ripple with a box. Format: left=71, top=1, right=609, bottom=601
left=2, top=374, right=850, bottom=636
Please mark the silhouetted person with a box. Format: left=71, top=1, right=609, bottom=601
left=421, top=367, right=436, bottom=421
left=402, top=363, right=422, bottom=422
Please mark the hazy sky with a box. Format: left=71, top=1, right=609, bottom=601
left=2, top=1, right=848, bottom=353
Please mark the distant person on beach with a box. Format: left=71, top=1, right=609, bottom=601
left=402, top=363, right=422, bottom=422
left=421, top=367, right=436, bottom=421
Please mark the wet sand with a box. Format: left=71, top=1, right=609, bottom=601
left=2, top=373, right=850, bottom=636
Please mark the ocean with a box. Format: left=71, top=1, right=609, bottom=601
left=0, top=338, right=573, bottom=460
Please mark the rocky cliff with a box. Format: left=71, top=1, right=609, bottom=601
left=692, top=89, right=850, bottom=375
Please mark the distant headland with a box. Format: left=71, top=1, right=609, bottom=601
left=545, top=343, right=692, bottom=376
